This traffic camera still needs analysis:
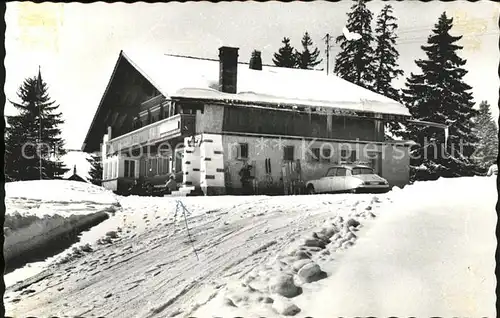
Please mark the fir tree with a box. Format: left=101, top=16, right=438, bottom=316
left=86, top=153, right=103, bottom=186
left=473, top=101, right=498, bottom=167
left=5, top=68, right=69, bottom=180
left=373, top=5, right=404, bottom=100
left=401, top=12, right=479, bottom=180
left=373, top=5, right=405, bottom=138
left=272, top=37, right=297, bottom=68
left=295, top=32, right=323, bottom=69
left=334, top=0, right=376, bottom=89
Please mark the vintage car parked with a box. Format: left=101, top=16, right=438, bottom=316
left=305, top=164, right=390, bottom=194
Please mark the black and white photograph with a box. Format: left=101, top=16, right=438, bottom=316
left=3, top=1, right=498, bottom=317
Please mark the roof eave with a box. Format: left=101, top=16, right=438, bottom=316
left=171, top=95, right=411, bottom=119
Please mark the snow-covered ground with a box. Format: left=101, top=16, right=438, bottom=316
left=4, top=177, right=496, bottom=317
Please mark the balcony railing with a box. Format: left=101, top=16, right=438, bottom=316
left=107, top=114, right=195, bottom=154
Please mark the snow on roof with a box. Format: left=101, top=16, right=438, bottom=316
left=122, top=50, right=410, bottom=117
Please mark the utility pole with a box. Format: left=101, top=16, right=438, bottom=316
left=323, top=33, right=333, bottom=75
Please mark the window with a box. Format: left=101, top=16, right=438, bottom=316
left=111, top=161, right=116, bottom=178
left=175, top=151, right=183, bottom=172
left=340, top=148, right=356, bottom=163
left=140, top=159, right=147, bottom=177
left=161, top=158, right=169, bottom=174
left=124, top=160, right=129, bottom=177
left=336, top=168, right=347, bottom=176
left=310, top=148, right=320, bottom=162
left=150, top=158, right=158, bottom=175
left=124, top=160, right=136, bottom=178
left=352, top=167, right=374, bottom=175
left=238, top=143, right=248, bottom=159
left=340, top=149, right=348, bottom=162
left=321, top=147, right=331, bottom=163
left=104, top=163, right=108, bottom=180
left=159, top=105, right=164, bottom=120
left=350, top=150, right=357, bottom=163
left=283, top=146, right=294, bottom=161
left=129, top=160, right=136, bottom=177
left=326, top=168, right=337, bottom=177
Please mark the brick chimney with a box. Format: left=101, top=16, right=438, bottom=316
left=218, top=46, right=239, bottom=93
left=249, top=50, right=262, bottom=70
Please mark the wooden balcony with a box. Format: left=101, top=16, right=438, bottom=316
left=107, top=114, right=195, bottom=154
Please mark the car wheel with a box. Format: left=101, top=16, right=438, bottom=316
left=306, top=184, right=315, bottom=195
left=350, top=188, right=358, bottom=194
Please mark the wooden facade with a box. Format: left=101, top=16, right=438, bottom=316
left=223, top=106, right=382, bottom=142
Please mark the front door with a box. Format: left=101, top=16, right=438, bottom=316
left=174, top=149, right=183, bottom=173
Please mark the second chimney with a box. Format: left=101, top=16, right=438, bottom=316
left=219, top=46, right=239, bottom=94
left=249, top=50, right=262, bottom=70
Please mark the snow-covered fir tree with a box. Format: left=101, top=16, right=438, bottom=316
left=5, top=68, right=69, bottom=180
left=86, top=153, right=103, bottom=186
left=473, top=101, right=498, bottom=168
left=334, top=0, right=376, bottom=89
left=295, top=32, right=323, bottom=69
left=272, top=37, right=297, bottom=68
left=401, top=12, right=480, bottom=180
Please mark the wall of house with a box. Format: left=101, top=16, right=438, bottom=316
left=180, top=133, right=225, bottom=194
left=183, top=136, right=201, bottom=187
left=195, top=104, right=224, bottom=134
left=382, top=144, right=410, bottom=188
left=220, top=134, right=395, bottom=193
left=199, top=134, right=226, bottom=195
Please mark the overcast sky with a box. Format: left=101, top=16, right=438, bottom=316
left=5, top=1, right=499, bottom=150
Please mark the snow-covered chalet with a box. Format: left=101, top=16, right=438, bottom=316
left=82, top=47, right=414, bottom=195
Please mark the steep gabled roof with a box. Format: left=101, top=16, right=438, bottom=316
left=122, top=50, right=410, bottom=117
left=83, top=50, right=411, bottom=152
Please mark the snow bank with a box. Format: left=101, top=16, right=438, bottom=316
left=6, top=180, right=117, bottom=208
left=305, top=176, right=496, bottom=317
left=4, top=180, right=119, bottom=280
left=4, top=212, right=109, bottom=271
